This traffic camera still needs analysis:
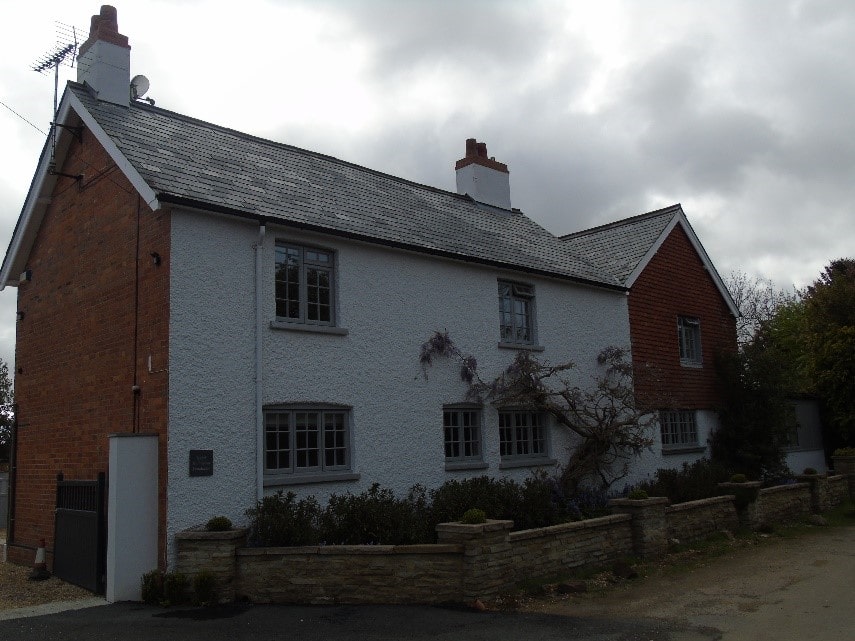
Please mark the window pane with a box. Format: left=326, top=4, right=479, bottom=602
left=324, top=412, right=347, bottom=468
left=295, top=412, right=320, bottom=469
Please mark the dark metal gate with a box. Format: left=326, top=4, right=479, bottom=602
left=53, top=472, right=107, bottom=594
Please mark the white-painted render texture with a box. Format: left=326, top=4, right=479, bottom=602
left=166, top=206, right=640, bottom=563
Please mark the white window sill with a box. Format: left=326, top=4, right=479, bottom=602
left=679, top=360, right=703, bottom=369
left=444, top=461, right=489, bottom=472
left=499, top=457, right=557, bottom=470
left=270, top=320, right=349, bottom=336
left=662, top=445, right=706, bottom=455
left=263, top=471, right=360, bottom=487
left=498, top=342, right=545, bottom=352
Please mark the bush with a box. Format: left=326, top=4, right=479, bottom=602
left=627, top=489, right=649, bottom=500
left=633, top=459, right=731, bottom=504
left=802, top=467, right=818, bottom=475
left=205, top=516, right=233, bottom=532
left=321, top=483, right=423, bottom=545
left=141, top=569, right=164, bottom=605
left=192, top=571, right=218, bottom=606
left=834, top=447, right=855, bottom=456
left=460, top=508, right=487, bottom=524
left=162, top=572, right=188, bottom=606
left=245, top=491, right=322, bottom=546
left=729, top=473, right=748, bottom=483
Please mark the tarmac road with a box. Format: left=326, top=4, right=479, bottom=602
left=0, top=601, right=717, bottom=641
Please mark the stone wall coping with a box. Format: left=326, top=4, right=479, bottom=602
left=717, top=481, right=762, bottom=490
left=509, top=514, right=630, bottom=542
left=826, top=474, right=846, bottom=481
left=609, top=497, right=670, bottom=507
left=665, top=495, right=735, bottom=513
left=237, top=543, right=462, bottom=557
left=175, top=528, right=249, bottom=541
left=758, top=482, right=808, bottom=495
left=434, top=519, right=514, bottom=534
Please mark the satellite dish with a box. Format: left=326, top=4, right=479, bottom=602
left=130, top=74, right=150, bottom=100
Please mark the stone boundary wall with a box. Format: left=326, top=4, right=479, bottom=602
left=665, top=496, right=739, bottom=544
left=174, top=478, right=850, bottom=605
left=507, top=514, right=633, bottom=579
left=237, top=543, right=464, bottom=604
left=756, top=483, right=811, bottom=526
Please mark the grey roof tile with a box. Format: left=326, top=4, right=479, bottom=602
left=560, top=206, right=680, bottom=284
left=70, top=84, right=620, bottom=289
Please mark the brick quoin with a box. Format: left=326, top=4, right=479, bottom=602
left=8, top=129, right=170, bottom=569
left=629, top=225, right=737, bottom=411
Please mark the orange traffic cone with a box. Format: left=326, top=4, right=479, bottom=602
left=28, top=538, right=50, bottom=581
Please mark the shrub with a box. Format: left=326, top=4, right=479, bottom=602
left=833, top=447, right=855, bottom=456
left=802, top=467, right=818, bottom=475
left=162, top=572, right=188, bottom=606
left=627, top=489, right=649, bottom=500
left=205, top=516, right=233, bottom=532
left=192, top=571, right=218, bottom=606
left=245, top=491, right=322, bottom=546
left=321, top=483, right=423, bottom=545
left=633, top=459, right=731, bottom=504
left=729, top=473, right=748, bottom=483
left=460, top=508, right=487, bottom=524
left=141, top=569, right=164, bottom=606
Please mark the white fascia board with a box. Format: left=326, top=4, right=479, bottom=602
left=0, top=89, right=161, bottom=290
left=625, top=207, right=740, bottom=318
left=66, top=90, right=160, bottom=211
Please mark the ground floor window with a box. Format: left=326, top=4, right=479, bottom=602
left=443, top=406, right=483, bottom=463
left=265, top=406, right=351, bottom=475
left=660, top=409, right=698, bottom=449
left=498, top=409, right=548, bottom=459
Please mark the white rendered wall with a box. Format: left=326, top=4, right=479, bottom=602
left=623, top=410, right=720, bottom=490
left=166, top=209, right=631, bottom=564
left=106, top=434, right=158, bottom=602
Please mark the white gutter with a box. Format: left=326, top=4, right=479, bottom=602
left=255, top=223, right=266, bottom=501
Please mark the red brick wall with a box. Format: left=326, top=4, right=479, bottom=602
left=629, top=224, right=736, bottom=410
left=8, top=128, right=170, bottom=569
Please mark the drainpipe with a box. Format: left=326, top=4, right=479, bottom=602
left=255, top=223, right=266, bottom=502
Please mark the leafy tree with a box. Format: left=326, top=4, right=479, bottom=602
left=758, top=259, right=855, bottom=444
left=419, top=332, right=660, bottom=493
left=710, top=336, right=794, bottom=480
left=0, top=359, right=12, bottom=463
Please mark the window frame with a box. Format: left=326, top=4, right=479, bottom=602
left=498, top=279, right=538, bottom=347
left=274, top=242, right=337, bottom=327
left=677, top=315, right=702, bottom=367
left=443, top=404, right=487, bottom=470
left=263, top=404, right=359, bottom=485
left=497, top=408, right=553, bottom=468
left=659, top=409, right=702, bottom=452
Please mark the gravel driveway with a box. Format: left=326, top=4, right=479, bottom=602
left=526, top=523, right=855, bottom=640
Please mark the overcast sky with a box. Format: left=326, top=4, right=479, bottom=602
left=1, top=0, right=853, bottom=367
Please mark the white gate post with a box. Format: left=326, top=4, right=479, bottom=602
left=106, top=433, right=158, bottom=602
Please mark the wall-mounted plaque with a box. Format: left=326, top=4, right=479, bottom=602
left=189, top=449, right=213, bottom=477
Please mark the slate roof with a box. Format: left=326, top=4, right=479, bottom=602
left=560, top=206, right=680, bottom=285
left=67, top=84, right=622, bottom=290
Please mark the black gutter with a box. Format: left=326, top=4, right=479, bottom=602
left=155, top=193, right=628, bottom=294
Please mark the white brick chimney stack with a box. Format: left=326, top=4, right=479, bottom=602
left=455, top=138, right=511, bottom=210
left=76, top=5, right=131, bottom=107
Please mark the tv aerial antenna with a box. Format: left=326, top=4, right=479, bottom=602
left=32, top=21, right=87, bottom=174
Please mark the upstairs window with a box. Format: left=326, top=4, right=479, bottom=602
left=498, top=280, right=536, bottom=345
left=660, top=409, right=699, bottom=450
left=275, top=244, right=335, bottom=325
left=677, top=316, right=702, bottom=366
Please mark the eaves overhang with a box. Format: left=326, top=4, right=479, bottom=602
left=157, top=193, right=629, bottom=294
